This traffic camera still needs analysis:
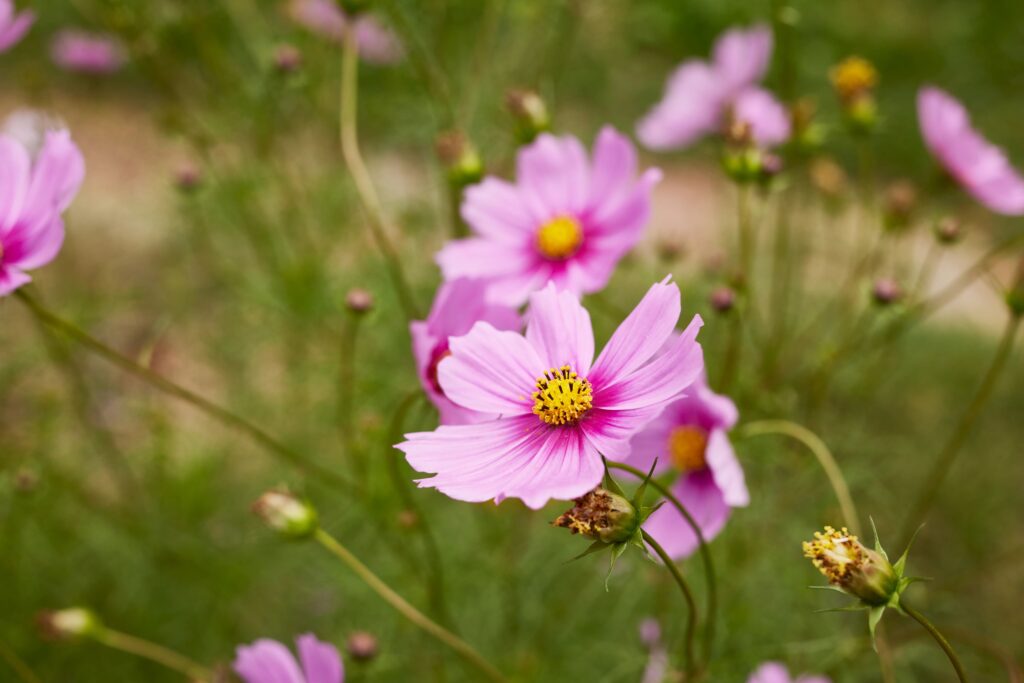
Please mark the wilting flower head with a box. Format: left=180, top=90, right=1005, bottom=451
left=288, top=0, right=402, bottom=64
left=438, top=127, right=661, bottom=306
left=397, top=279, right=704, bottom=509
left=0, top=0, right=33, bottom=53
left=638, top=25, right=790, bottom=151
left=0, top=127, right=85, bottom=296
left=51, top=31, right=125, bottom=74
left=747, top=662, right=830, bottom=683
left=235, top=634, right=343, bottom=683
left=624, top=375, right=748, bottom=559
left=803, top=526, right=897, bottom=606
left=554, top=487, right=639, bottom=544
left=411, top=278, right=521, bottom=425
left=918, top=87, right=1024, bottom=215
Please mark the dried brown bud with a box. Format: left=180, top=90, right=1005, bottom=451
left=883, top=179, right=917, bottom=230
left=553, top=488, right=638, bottom=544
left=710, top=286, right=736, bottom=313
left=872, top=278, right=903, bottom=306
left=809, top=158, right=848, bottom=199
left=273, top=44, right=303, bottom=72
left=934, top=217, right=963, bottom=245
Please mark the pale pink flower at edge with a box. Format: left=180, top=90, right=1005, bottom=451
left=438, top=126, right=662, bottom=307
left=637, top=24, right=790, bottom=150
left=411, top=278, right=522, bottom=425
left=747, top=661, right=831, bottom=683
left=918, top=86, right=1024, bottom=216
left=624, top=374, right=748, bottom=559
left=288, top=0, right=403, bottom=64
left=234, top=634, right=344, bottom=683
left=397, top=278, right=704, bottom=509
left=51, top=30, right=125, bottom=74
left=0, top=0, right=34, bottom=53
left=0, top=129, right=85, bottom=296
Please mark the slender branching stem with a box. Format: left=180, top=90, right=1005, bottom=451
left=337, top=311, right=364, bottom=480
left=641, top=530, right=698, bottom=678
left=900, top=601, right=970, bottom=683
left=94, top=628, right=212, bottom=681
left=314, top=528, right=507, bottom=682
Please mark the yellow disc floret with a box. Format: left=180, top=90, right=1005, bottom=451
left=802, top=526, right=864, bottom=584
left=532, top=365, right=593, bottom=426
left=536, top=215, right=583, bottom=260
left=668, top=426, right=709, bottom=472
left=830, top=56, right=878, bottom=103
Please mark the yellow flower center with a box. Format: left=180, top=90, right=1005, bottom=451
left=536, top=215, right=583, bottom=260
left=830, top=56, right=878, bottom=102
left=802, top=526, right=865, bottom=584
left=532, top=365, right=593, bottom=426
left=667, top=426, right=709, bottom=472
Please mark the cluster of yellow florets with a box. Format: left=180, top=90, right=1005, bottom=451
left=802, top=526, right=865, bottom=584
left=830, top=56, right=878, bottom=103
left=532, top=365, right=593, bottom=425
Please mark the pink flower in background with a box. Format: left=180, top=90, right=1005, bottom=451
left=625, top=374, right=747, bottom=559
left=638, top=24, right=790, bottom=150
left=438, top=127, right=662, bottom=307
left=397, top=279, right=704, bottom=509
left=234, top=634, right=343, bottom=683
left=918, top=87, right=1024, bottom=215
left=411, top=278, right=522, bottom=425
left=51, top=30, right=125, bottom=74
left=747, top=662, right=830, bottom=683
left=0, top=0, right=33, bottom=53
left=288, top=0, right=402, bottom=64
left=0, top=128, right=84, bottom=296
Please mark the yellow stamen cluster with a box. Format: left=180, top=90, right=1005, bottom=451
left=532, top=365, right=593, bottom=426
left=802, top=526, right=865, bottom=584
left=536, top=215, right=583, bottom=260
left=830, top=56, right=878, bottom=103
left=668, top=426, right=709, bottom=472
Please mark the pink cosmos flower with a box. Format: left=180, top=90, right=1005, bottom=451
left=624, top=374, right=748, bottom=559
left=0, top=128, right=85, bottom=296
left=234, top=634, right=343, bottom=683
left=288, top=0, right=402, bottom=64
left=411, top=278, right=522, bottom=425
left=51, top=30, right=125, bottom=74
left=747, top=662, right=830, bottom=683
left=637, top=24, right=790, bottom=151
left=397, top=278, right=704, bottom=509
left=437, top=127, right=662, bottom=307
left=918, top=87, right=1024, bottom=215
left=0, top=0, right=33, bottom=53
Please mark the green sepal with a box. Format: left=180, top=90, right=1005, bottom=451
left=631, top=459, right=659, bottom=508
left=567, top=540, right=609, bottom=563
left=601, top=458, right=628, bottom=498
left=867, top=605, right=887, bottom=649
left=808, top=584, right=848, bottom=594
left=894, top=525, right=924, bottom=576
left=639, top=501, right=664, bottom=524
left=869, top=517, right=889, bottom=562
left=814, top=603, right=868, bottom=614
left=605, top=542, right=629, bottom=591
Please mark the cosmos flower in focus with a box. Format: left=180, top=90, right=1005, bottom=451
left=51, top=30, right=125, bottom=74
left=288, top=0, right=402, bottom=64
left=0, top=0, right=33, bottom=53
left=438, top=127, right=662, bottom=306
left=638, top=24, right=790, bottom=151
left=918, top=86, right=1024, bottom=215
left=624, top=374, right=748, bottom=559
left=411, top=278, right=521, bottom=425
left=747, top=662, right=830, bottom=683
left=0, top=127, right=84, bottom=296
left=235, top=634, right=343, bottom=683
left=397, top=279, right=704, bottom=509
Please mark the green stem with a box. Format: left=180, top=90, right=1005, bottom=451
left=95, top=628, right=212, bottom=681
left=737, top=420, right=860, bottom=535
left=314, top=528, right=507, bottom=682
left=900, top=601, right=970, bottom=683
left=14, top=289, right=353, bottom=493
left=641, top=529, right=698, bottom=678
left=340, top=22, right=421, bottom=321
left=337, top=312, right=363, bottom=478
left=0, top=639, right=41, bottom=683
left=899, top=313, right=1021, bottom=547
left=606, top=461, right=717, bottom=666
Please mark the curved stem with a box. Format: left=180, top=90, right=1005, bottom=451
left=606, top=461, right=717, bottom=666
left=339, top=23, right=420, bottom=321
left=95, top=628, right=212, bottom=681
left=337, top=312, right=364, bottom=481
left=641, top=529, right=698, bottom=678
left=900, top=601, right=970, bottom=683
left=737, top=420, right=860, bottom=535
left=15, top=289, right=353, bottom=493
left=898, top=313, right=1020, bottom=546
left=314, top=529, right=507, bottom=682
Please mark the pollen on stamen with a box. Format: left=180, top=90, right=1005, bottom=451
left=536, top=215, right=583, bottom=260
left=802, top=526, right=864, bottom=584
left=532, top=365, right=593, bottom=426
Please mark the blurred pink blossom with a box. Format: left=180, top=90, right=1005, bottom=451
left=747, top=662, right=830, bottom=683
left=0, top=0, right=33, bottom=52
left=288, top=0, right=402, bottom=64
left=234, top=634, right=343, bottom=683
left=438, top=127, right=661, bottom=306
left=51, top=30, right=125, bottom=74
left=638, top=24, right=790, bottom=150
left=918, top=86, right=1024, bottom=215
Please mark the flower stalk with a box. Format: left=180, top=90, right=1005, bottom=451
left=94, top=628, right=213, bottom=681
left=641, top=529, right=698, bottom=679
left=901, top=601, right=970, bottom=683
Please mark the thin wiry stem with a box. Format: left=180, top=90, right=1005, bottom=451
left=95, top=628, right=212, bottom=681
left=641, top=529, right=698, bottom=678
left=900, top=601, right=970, bottom=683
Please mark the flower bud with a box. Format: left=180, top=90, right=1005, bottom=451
left=397, top=509, right=419, bottom=529
left=872, top=278, right=903, bottom=306
left=791, top=97, right=825, bottom=152
left=505, top=89, right=550, bottom=144
left=273, top=44, right=303, bottom=73
left=36, top=608, right=103, bottom=640
left=435, top=130, right=483, bottom=188
left=709, top=286, right=736, bottom=313
left=655, top=238, right=684, bottom=263
left=252, top=489, right=318, bottom=538
left=345, top=288, right=374, bottom=314
left=553, top=488, right=639, bottom=545
left=803, top=526, right=897, bottom=606
left=175, top=162, right=202, bottom=192
left=346, top=631, right=379, bottom=662
left=883, top=179, right=917, bottom=232
left=934, top=216, right=963, bottom=245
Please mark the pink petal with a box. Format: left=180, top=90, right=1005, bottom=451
left=706, top=429, right=748, bottom=507
left=436, top=237, right=535, bottom=280
left=588, top=167, right=663, bottom=244
left=587, top=126, right=638, bottom=207
left=24, top=129, right=85, bottom=218
left=296, top=634, right=343, bottom=683
left=4, top=216, right=65, bottom=270
left=426, top=277, right=521, bottom=339
left=712, top=24, right=773, bottom=94
left=747, top=662, right=794, bottom=683
left=732, top=86, right=791, bottom=148
left=233, top=639, right=306, bottom=683
left=795, top=677, right=832, bottom=683
left=622, top=405, right=676, bottom=475
left=461, top=177, right=540, bottom=244
left=581, top=405, right=664, bottom=460
left=438, top=322, right=541, bottom=415
left=0, top=265, right=31, bottom=296
left=516, top=133, right=590, bottom=217
left=0, top=8, right=33, bottom=52
left=644, top=472, right=731, bottom=560
left=0, top=135, right=30, bottom=235
left=525, top=282, right=595, bottom=375
left=636, top=61, right=723, bottom=150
